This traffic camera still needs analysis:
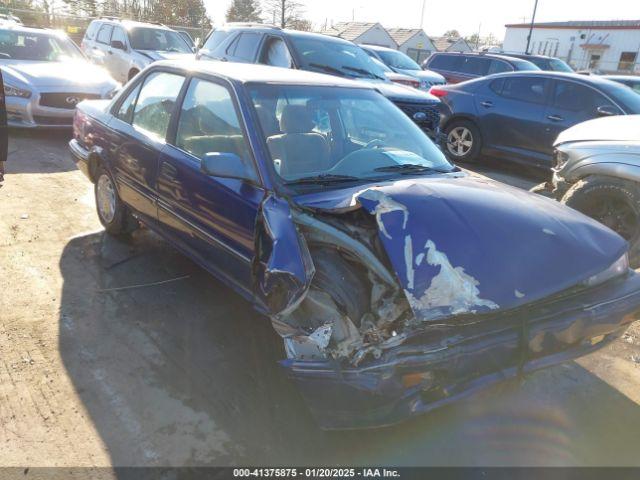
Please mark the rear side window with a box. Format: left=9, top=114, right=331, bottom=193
left=228, top=32, right=261, bottom=61
left=428, top=54, right=462, bottom=71
left=500, top=77, right=549, bottom=104
left=488, top=60, right=511, bottom=74
left=96, top=24, right=113, bottom=45
left=84, top=22, right=100, bottom=40
left=489, top=78, right=504, bottom=93
left=132, top=72, right=185, bottom=140
left=459, top=57, right=489, bottom=76
left=116, top=83, right=142, bottom=123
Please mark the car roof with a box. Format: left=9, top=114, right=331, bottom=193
left=359, top=44, right=396, bottom=52
left=432, top=51, right=526, bottom=63
left=603, top=74, right=640, bottom=81
left=93, top=18, right=173, bottom=31
left=502, top=52, right=556, bottom=60
left=489, top=70, right=621, bottom=86
left=217, top=24, right=355, bottom=46
left=153, top=59, right=374, bottom=88
left=0, top=24, right=67, bottom=36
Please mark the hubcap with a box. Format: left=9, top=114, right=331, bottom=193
left=447, top=127, right=473, bottom=157
left=96, top=174, right=116, bottom=224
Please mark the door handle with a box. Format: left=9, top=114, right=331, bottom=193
left=547, top=114, right=564, bottom=122
left=481, top=101, right=493, bottom=108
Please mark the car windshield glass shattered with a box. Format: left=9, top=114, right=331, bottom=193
left=0, top=29, right=83, bottom=61
left=289, top=36, right=387, bottom=81
left=129, top=27, right=192, bottom=53
left=249, top=84, right=454, bottom=188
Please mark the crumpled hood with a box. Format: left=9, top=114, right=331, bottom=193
left=0, top=60, right=117, bottom=89
left=294, top=175, right=627, bottom=319
left=555, top=115, right=640, bottom=145
left=134, top=50, right=194, bottom=62
left=357, top=78, right=440, bottom=103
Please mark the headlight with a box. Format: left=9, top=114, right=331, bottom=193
left=583, top=252, right=629, bottom=288
left=553, top=149, right=569, bottom=170
left=4, top=82, right=31, bottom=98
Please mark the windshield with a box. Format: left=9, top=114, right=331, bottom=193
left=129, top=27, right=192, bottom=53
left=378, top=49, right=421, bottom=70
left=0, top=29, right=83, bottom=61
left=289, top=36, right=387, bottom=80
left=547, top=58, right=573, bottom=72
left=249, top=84, right=454, bottom=190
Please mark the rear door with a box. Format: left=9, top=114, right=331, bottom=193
left=222, top=31, right=263, bottom=63
left=543, top=79, right=624, bottom=148
left=108, top=70, right=186, bottom=225
left=478, top=75, right=552, bottom=166
left=92, top=23, right=113, bottom=68
left=105, top=26, right=130, bottom=84
left=426, top=54, right=464, bottom=83
left=157, top=76, right=264, bottom=290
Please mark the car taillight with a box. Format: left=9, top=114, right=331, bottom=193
left=429, top=86, right=448, bottom=97
left=393, top=79, right=420, bottom=89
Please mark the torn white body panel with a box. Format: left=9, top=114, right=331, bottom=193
left=358, top=189, right=408, bottom=239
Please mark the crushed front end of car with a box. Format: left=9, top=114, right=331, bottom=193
left=255, top=175, right=640, bottom=429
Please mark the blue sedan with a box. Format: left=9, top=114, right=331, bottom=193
left=70, top=60, right=640, bottom=429
left=433, top=71, right=640, bottom=168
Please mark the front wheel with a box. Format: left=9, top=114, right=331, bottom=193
left=562, top=175, right=640, bottom=267
left=444, top=120, right=481, bottom=163
left=94, top=165, right=138, bottom=236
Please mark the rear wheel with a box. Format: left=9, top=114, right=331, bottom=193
left=444, top=120, right=481, bottom=163
left=562, top=175, right=640, bottom=267
left=94, top=164, right=138, bottom=236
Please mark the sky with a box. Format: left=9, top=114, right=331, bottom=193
left=203, top=0, right=640, bottom=39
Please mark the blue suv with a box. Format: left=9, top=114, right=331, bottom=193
left=69, top=60, right=640, bottom=429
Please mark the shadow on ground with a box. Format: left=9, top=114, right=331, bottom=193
left=7, top=128, right=76, bottom=175
left=58, top=229, right=640, bottom=467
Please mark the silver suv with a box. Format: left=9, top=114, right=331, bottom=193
left=81, top=18, right=194, bottom=83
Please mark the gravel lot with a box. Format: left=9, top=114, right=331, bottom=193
left=1, top=129, right=640, bottom=467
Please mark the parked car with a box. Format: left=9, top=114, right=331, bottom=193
left=370, top=56, right=420, bottom=89
left=359, top=43, right=445, bottom=90
left=196, top=25, right=442, bottom=135
left=0, top=13, right=22, bottom=25
left=533, top=115, right=640, bottom=266
left=603, top=75, right=640, bottom=94
left=81, top=18, right=194, bottom=84
left=0, top=25, right=119, bottom=128
left=433, top=71, right=640, bottom=167
left=70, top=60, right=640, bottom=429
left=423, top=52, right=540, bottom=84
left=498, top=53, right=573, bottom=72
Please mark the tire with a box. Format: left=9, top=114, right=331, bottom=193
left=309, top=249, right=369, bottom=327
left=444, top=119, right=482, bottom=163
left=562, top=175, right=640, bottom=267
left=94, top=164, right=138, bottom=236
left=128, top=69, right=139, bottom=81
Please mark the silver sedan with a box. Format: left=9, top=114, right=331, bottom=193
left=0, top=25, right=120, bottom=128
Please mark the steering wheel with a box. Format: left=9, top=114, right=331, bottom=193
left=364, top=139, right=385, bottom=149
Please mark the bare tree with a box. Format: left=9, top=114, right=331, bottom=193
left=263, top=0, right=306, bottom=29
left=443, top=29, right=461, bottom=39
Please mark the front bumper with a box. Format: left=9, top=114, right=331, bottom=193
left=283, top=270, right=640, bottom=429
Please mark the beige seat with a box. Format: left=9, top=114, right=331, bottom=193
left=266, top=105, right=331, bottom=177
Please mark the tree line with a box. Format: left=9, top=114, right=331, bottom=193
left=226, top=0, right=311, bottom=31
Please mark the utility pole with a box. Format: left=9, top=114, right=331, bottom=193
left=420, top=0, right=426, bottom=29
left=525, top=0, right=539, bottom=54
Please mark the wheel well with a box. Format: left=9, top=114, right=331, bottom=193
left=442, top=115, right=478, bottom=133
left=87, top=152, right=102, bottom=183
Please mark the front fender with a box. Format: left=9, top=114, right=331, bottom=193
left=564, top=154, right=640, bottom=184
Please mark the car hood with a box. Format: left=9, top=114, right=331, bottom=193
left=394, top=68, right=446, bottom=83
left=357, top=78, right=440, bottom=103
left=293, top=174, right=627, bottom=320
left=555, top=115, right=640, bottom=145
left=0, top=60, right=118, bottom=89
left=134, top=50, right=194, bottom=62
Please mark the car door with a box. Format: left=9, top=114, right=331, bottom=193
left=108, top=70, right=186, bottom=225
left=92, top=23, right=113, bottom=69
left=222, top=31, right=263, bottom=63
left=105, top=26, right=130, bottom=84
left=156, top=76, right=264, bottom=290
left=477, top=75, right=552, bottom=166
left=543, top=79, right=624, bottom=149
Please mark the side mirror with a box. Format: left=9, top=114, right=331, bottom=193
left=201, top=152, right=254, bottom=181
left=596, top=105, right=618, bottom=117
left=111, top=40, right=126, bottom=50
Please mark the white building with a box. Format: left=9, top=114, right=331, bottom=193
left=387, top=28, right=437, bottom=63
left=322, top=22, right=397, bottom=49
left=503, top=20, right=640, bottom=73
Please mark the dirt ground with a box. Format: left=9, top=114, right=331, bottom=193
left=1, top=129, right=640, bottom=468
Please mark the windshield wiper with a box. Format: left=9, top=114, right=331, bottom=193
left=285, top=174, right=362, bottom=185
left=308, top=63, right=349, bottom=77
left=373, top=164, right=450, bottom=174
left=342, top=65, right=384, bottom=80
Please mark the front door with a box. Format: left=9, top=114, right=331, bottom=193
left=105, top=26, right=130, bottom=84
left=109, top=70, right=186, bottom=224
left=157, top=76, right=264, bottom=290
